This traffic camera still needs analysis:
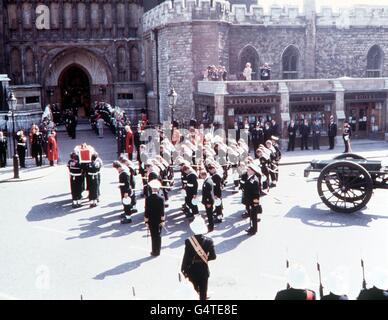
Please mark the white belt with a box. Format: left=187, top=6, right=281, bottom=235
left=88, top=172, right=99, bottom=176
left=70, top=173, right=82, bottom=177
left=18, top=143, right=26, bottom=146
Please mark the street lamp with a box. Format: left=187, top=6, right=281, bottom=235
left=8, top=91, right=19, bottom=179
left=168, top=87, right=177, bottom=139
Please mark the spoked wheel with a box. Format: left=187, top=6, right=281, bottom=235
left=317, top=161, right=373, bottom=213
left=333, top=153, right=366, bottom=161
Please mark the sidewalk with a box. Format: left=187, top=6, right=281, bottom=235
left=280, top=139, right=388, bottom=165
left=0, top=164, right=58, bottom=183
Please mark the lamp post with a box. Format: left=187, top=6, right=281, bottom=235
left=8, top=92, right=19, bottom=179
left=168, top=87, right=177, bottom=140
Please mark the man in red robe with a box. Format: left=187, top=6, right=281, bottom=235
left=47, top=131, right=58, bottom=166
left=125, top=125, right=134, bottom=160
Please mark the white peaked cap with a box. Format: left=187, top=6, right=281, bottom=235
left=368, top=266, right=388, bottom=290
left=325, top=268, right=349, bottom=296
left=189, top=216, right=208, bottom=235
left=286, top=264, right=311, bottom=289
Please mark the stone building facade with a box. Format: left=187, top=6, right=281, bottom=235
left=142, top=0, right=388, bottom=140
left=0, top=0, right=145, bottom=127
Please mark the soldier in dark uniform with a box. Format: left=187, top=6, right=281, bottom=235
left=287, top=120, right=297, bottom=151
left=113, top=161, right=134, bottom=223
left=0, top=131, right=7, bottom=167
left=357, top=267, right=388, bottom=300
left=200, top=170, right=215, bottom=232
left=275, top=264, right=316, bottom=300
left=328, top=115, right=337, bottom=150
left=67, top=152, right=83, bottom=208
left=66, top=111, right=77, bottom=139
left=208, top=163, right=223, bottom=223
left=86, top=154, right=101, bottom=208
left=244, top=163, right=262, bottom=235
left=181, top=217, right=216, bottom=300
left=183, top=164, right=199, bottom=218
left=31, top=126, right=44, bottom=167
left=144, top=180, right=165, bottom=257
left=119, top=156, right=137, bottom=212
left=16, top=130, right=27, bottom=168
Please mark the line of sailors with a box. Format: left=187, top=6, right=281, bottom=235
left=67, top=143, right=103, bottom=208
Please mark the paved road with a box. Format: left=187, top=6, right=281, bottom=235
left=1, top=130, right=388, bottom=300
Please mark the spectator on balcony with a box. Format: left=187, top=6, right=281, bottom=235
left=242, top=62, right=252, bottom=81
left=260, top=63, right=271, bottom=80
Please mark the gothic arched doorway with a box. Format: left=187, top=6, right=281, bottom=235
left=59, top=65, right=91, bottom=117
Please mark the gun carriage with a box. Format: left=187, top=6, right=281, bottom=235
left=304, top=153, right=388, bottom=213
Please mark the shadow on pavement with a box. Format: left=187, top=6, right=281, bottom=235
left=285, top=203, right=388, bottom=228
left=93, top=256, right=154, bottom=280
left=26, top=199, right=73, bottom=221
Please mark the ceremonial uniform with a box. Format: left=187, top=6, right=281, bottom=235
left=68, top=158, right=83, bottom=207
left=245, top=174, right=262, bottom=235
left=0, top=134, right=7, bottom=167
left=31, top=132, right=43, bottom=166
left=16, top=131, right=27, bottom=168
left=275, top=288, right=316, bottom=300
left=202, top=176, right=215, bottom=231
left=119, top=169, right=133, bottom=217
left=185, top=171, right=199, bottom=217
left=328, top=121, right=337, bottom=150
left=47, top=134, right=58, bottom=166
left=181, top=234, right=216, bottom=300
left=211, top=171, right=223, bottom=222
left=145, top=192, right=165, bottom=256
left=321, top=292, right=349, bottom=300
left=125, top=128, right=134, bottom=160
left=357, top=287, right=388, bottom=300
left=86, top=159, right=101, bottom=205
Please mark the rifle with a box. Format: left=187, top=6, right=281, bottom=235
left=361, top=259, right=367, bottom=290
left=317, top=260, right=324, bottom=299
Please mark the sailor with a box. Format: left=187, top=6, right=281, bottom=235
left=357, top=267, right=388, bottom=300
left=275, top=264, right=317, bottom=300
left=321, top=269, right=349, bottom=300
left=67, top=152, right=83, bottom=208
left=113, top=161, right=134, bottom=223
left=16, top=130, right=27, bottom=168
left=207, top=162, right=223, bottom=223
left=144, top=179, right=165, bottom=257
left=244, top=162, right=262, bottom=235
left=200, top=170, right=215, bottom=232
left=183, top=164, right=199, bottom=219
left=86, top=153, right=101, bottom=208
left=31, top=125, right=43, bottom=167
left=181, top=217, right=216, bottom=300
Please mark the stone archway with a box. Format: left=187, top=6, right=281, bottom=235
left=43, top=48, right=112, bottom=114
left=59, top=65, right=91, bottom=117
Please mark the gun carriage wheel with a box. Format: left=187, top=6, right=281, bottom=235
left=317, top=161, right=373, bottom=213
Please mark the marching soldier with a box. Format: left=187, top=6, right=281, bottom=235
left=67, top=152, right=83, bottom=208
left=275, top=264, right=316, bottom=300
left=207, top=162, right=223, bottom=223
left=183, top=164, right=199, bottom=218
left=16, top=129, right=27, bottom=168
left=200, top=170, right=215, bottom=232
left=244, top=162, right=262, bottom=235
left=0, top=131, right=7, bottom=167
left=113, top=161, right=134, bottom=223
left=357, top=267, right=388, bottom=300
left=86, top=154, right=101, bottom=208
left=181, top=217, right=216, bottom=300
left=144, top=180, right=165, bottom=257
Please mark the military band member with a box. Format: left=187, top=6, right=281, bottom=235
left=200, top=170, right=215, bottom=232
left=0, top=131, right=7, bottom=167
left=244, top=163, right=262, bottom=235
left=68, top=152, right=83, bottom=208
left=113, top=161, right=133, bottom=223
left=16, top=130, right=27, bottom=168
left=181, top=217, right=216, bottom=300
left=183, top=164, right=199, bottom=218
left=144, top=179, right=165, bottom=257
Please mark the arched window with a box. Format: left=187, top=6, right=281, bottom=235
left=130, top=46, right=140, bottom=81
left=10, top=48, right=22, bottom=84
left=282, top=45, right=300, bottom=79
left=25, top=48, right=35, bottom=84
left=117, top=46, right=127, bottom=82
left=239, top=45, right=259, bottom=80
left=366, top=45, right=383, bottom=77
